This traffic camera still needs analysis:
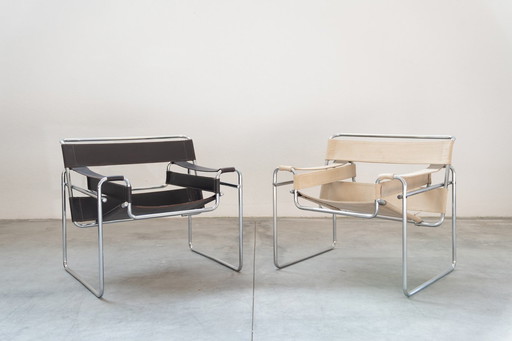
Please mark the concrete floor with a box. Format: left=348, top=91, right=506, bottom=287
left=1, top=217, right=511, bottom=340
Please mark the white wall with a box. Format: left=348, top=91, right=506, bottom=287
left=1, top=0, right=511, bottom=218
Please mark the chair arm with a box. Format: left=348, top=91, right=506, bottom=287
left=377, top=165, right=445, bottom=197
left=173, top=161, right=236, bottom=174
left=289, top=163, right=356, bottom=190
left=378, top=165, right=444, bottom=181
left=169, top=162, right=241, bottom=192
left=72, top=167, right=130, bottom=202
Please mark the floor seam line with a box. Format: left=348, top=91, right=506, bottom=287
left=250, top=220, right=257, bottom=341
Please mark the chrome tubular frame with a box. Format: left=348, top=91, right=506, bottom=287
left=62, top=170, right=133, bottom=298
left=62, top=170, right=106, bottom=297
left=62, top=135, right=191, bottom=144
left=330, top=133, right=455, bottom=140
left=188, top=169, right=243, bottom=272
left=401, top=165, right=457, bottom=297
left=272, top=168, right=337, bottom=269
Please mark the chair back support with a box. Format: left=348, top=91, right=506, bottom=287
left=61, top=138, right=196, bottom=168
left=326, top=137, right=454, bottom=165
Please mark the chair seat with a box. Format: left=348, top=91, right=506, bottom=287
left=298, top=191, right=423, bottom=223
left=70, top=188, right=215, bottom=223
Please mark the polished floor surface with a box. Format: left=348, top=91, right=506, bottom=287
left=1, top=217, right=511, bottom=340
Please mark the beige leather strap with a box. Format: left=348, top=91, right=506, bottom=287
left=320, top=181, right=380, bottom=202
left=293, top=163, right=356, bottom=190
left=300, top=189, right=424, bottom=223
left=326, top=139, right=454, bottom=164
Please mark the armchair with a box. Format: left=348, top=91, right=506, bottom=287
left=61, top=135, right=243, bottom=298
left=273, top=134, right=456, bottom=297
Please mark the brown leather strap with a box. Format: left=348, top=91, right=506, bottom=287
left=62, top=140, right=196, bottom=168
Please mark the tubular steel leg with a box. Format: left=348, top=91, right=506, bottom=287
left=188, top=170, right=243, bottom=272
left=273, top=169, right=337, bottom=269
left=62, top=172, right=105, bottom=298
left=401, top=169, right=457, bottom=297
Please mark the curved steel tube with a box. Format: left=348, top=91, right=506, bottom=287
left=188, top=169, right=243, bottom=271
left=400, top=166, right=457, bottom=297
left=273, top=168, right=337, bottom=269
left=62, top=173, right=110, bottom=298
